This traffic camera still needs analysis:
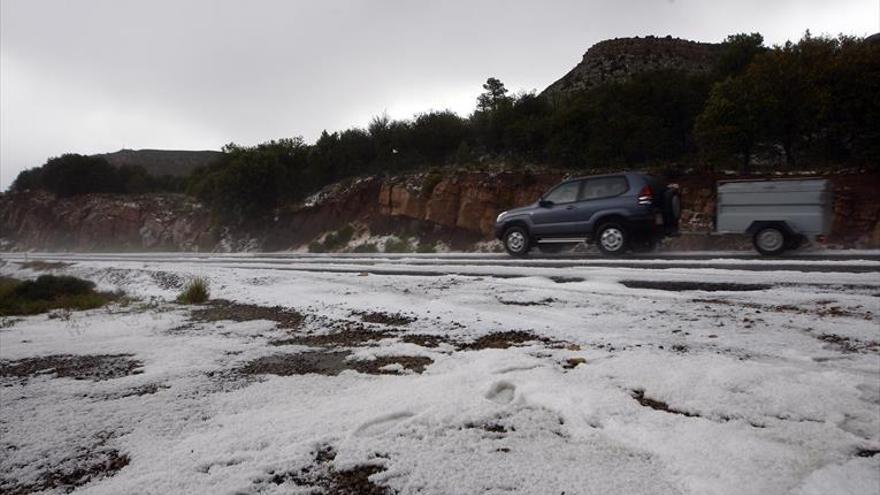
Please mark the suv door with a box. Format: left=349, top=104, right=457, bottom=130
left=530, top=180, right=584, bottom=236
left=570, top=176, right=631, bottom=232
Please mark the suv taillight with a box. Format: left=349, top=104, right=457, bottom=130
left=637, top=185, right=653, bottom=206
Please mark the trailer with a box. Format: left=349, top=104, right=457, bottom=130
left=715, top=178, right=833, bottom=255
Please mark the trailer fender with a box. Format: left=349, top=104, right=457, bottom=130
left=745, top=220, right=797, bottom=236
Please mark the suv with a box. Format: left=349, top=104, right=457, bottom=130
left=494, top=172, right=680, bottom=256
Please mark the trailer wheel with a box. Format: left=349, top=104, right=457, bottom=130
left=753, top=227, right=787, bottom=256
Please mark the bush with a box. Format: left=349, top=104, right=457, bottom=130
left=0, top=275, right=112, bottom=316
left=416, top=241, right=436, bottom=253
left=177, top=277, right=210, bottom=304
left=308, top=225, right=355, bottom=253
left=384, top=237, right=411, bottom=253
left=353, top=243, right=379, bottom=253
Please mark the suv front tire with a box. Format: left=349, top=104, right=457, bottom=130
left=503, top=226, right=531, bottom=257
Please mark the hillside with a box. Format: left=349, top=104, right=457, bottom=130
left=2, top=168, right=878, bottom=252
left=95, top=149, right=222, bottom=177
left=542, top=36, right=721, bottom=97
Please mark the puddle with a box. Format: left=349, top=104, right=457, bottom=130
left=240, top=351, right=433, bottom=376
left=0, top=354, right=143, bottom=382
left=622, top=280, right=771, bottom=292
left=190, top=300, right=303, bottom=329
left=259, top=445, right=390, bottom=494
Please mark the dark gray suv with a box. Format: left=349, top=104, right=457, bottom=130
left=494, top=172, right=680, bottom=256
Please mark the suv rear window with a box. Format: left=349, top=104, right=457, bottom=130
left=579, top=176, right=628, bottom=200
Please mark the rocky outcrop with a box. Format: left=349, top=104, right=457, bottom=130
left=542, top=36, right=721, bottom=97
left=0, top=192, right=215, bottom=251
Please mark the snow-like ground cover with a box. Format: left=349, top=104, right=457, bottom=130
left=1, top=256, right=878, bottom=494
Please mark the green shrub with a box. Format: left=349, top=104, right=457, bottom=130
left=323, top=224, right=355, bottom=251
left=309, top=224, right=356, bottom=252
left=416, top=242, right=436, bottom=253
left=384, top=237, right=411, bottom=253
left=353, top=243, right=379, bottom=253
left=177, top=277, right=210, bottom=304
left=0, top=275, right=113, bottom=316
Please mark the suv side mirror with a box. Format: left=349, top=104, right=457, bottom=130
left=538, top=199, right=554, bottom=207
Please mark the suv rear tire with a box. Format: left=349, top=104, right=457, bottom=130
left=596, top=223, right=629, bottom=256
left=753, top=227, right=787, bottom=256
left=503, top=226, right=531, bottom=257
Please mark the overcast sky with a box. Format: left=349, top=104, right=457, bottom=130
left=1, top=0, right=877, bottom=189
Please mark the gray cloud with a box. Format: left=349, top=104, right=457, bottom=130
left=1, top=0, right=876, bottom=188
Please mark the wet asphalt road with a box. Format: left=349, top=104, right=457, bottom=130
left=2, top=251, right=879, bottom=275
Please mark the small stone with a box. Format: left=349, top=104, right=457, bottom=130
left=563, top=357, right=587, bottom=369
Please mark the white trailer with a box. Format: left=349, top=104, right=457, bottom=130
left=715, top=178, right=833, bottom=255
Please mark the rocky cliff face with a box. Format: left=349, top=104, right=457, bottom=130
left=542, top=36, right=720, bottom=97
left=0, top=192, right=215, bottom=251
left=2, top=170, right=878, bottom=252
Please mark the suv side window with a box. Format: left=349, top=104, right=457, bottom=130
left=543, top=181, right=581, bottom=204
left=579, top=176, right=628, bottom=201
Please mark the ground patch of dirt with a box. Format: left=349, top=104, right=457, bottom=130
left=0, top=354, right=143, bottom=382
left=16, top=261, right=73, bottom=271
left=102, top=383, right=169, bottom=399
left=631, top=389, right=698, bottom=418
left=270, top=324, right=394, bottom=347
left=497, top=297, right=556, bottom=306
left=190, top=299, right=304, bottom=329
left=623, top=280, right=771, bottom=292
left=817, top=334, right=880, bottom=353
left=261, top=445, right=391, bottom=494
left=400, top=334, right=452, bottom=348
left=355, top=310, right=416, bottom=326
left=695, top=298, right=875, bottom=320
left=0, top=432, right=129, bottom=495
left=149, top=271, right=184, bottom=290
left=240, top=351, right=433, bottom=376
left=548, top=276, right=585, bottom=284
left=461, top=331, right=552, bottom=350
left=355, top=356, right=433, bottom=374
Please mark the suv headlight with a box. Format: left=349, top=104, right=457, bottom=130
left=496, top=211, right=508, bottom=223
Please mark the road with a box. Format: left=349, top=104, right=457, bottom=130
left=3, top=250, right=880, bottom=275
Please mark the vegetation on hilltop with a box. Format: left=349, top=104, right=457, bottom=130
left=10, top=33, right=879, bottom=223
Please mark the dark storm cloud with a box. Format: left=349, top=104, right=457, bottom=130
left=1, top=0, right=876, bottom=188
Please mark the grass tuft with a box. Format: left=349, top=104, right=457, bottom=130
left=177, top=277, right=210, bottom=304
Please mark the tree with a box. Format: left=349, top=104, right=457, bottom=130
left=716, top=33, right=766, bottom=77
left=476, top=77, right=511, bottom=112
left=695, top=76, right=766, bottom=174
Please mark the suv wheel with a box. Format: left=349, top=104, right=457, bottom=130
left=597, top=223, right=629, bottom=256
left=753, top=227, right=787, bottom=256
left=503, top=226, right=531, bottom=257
